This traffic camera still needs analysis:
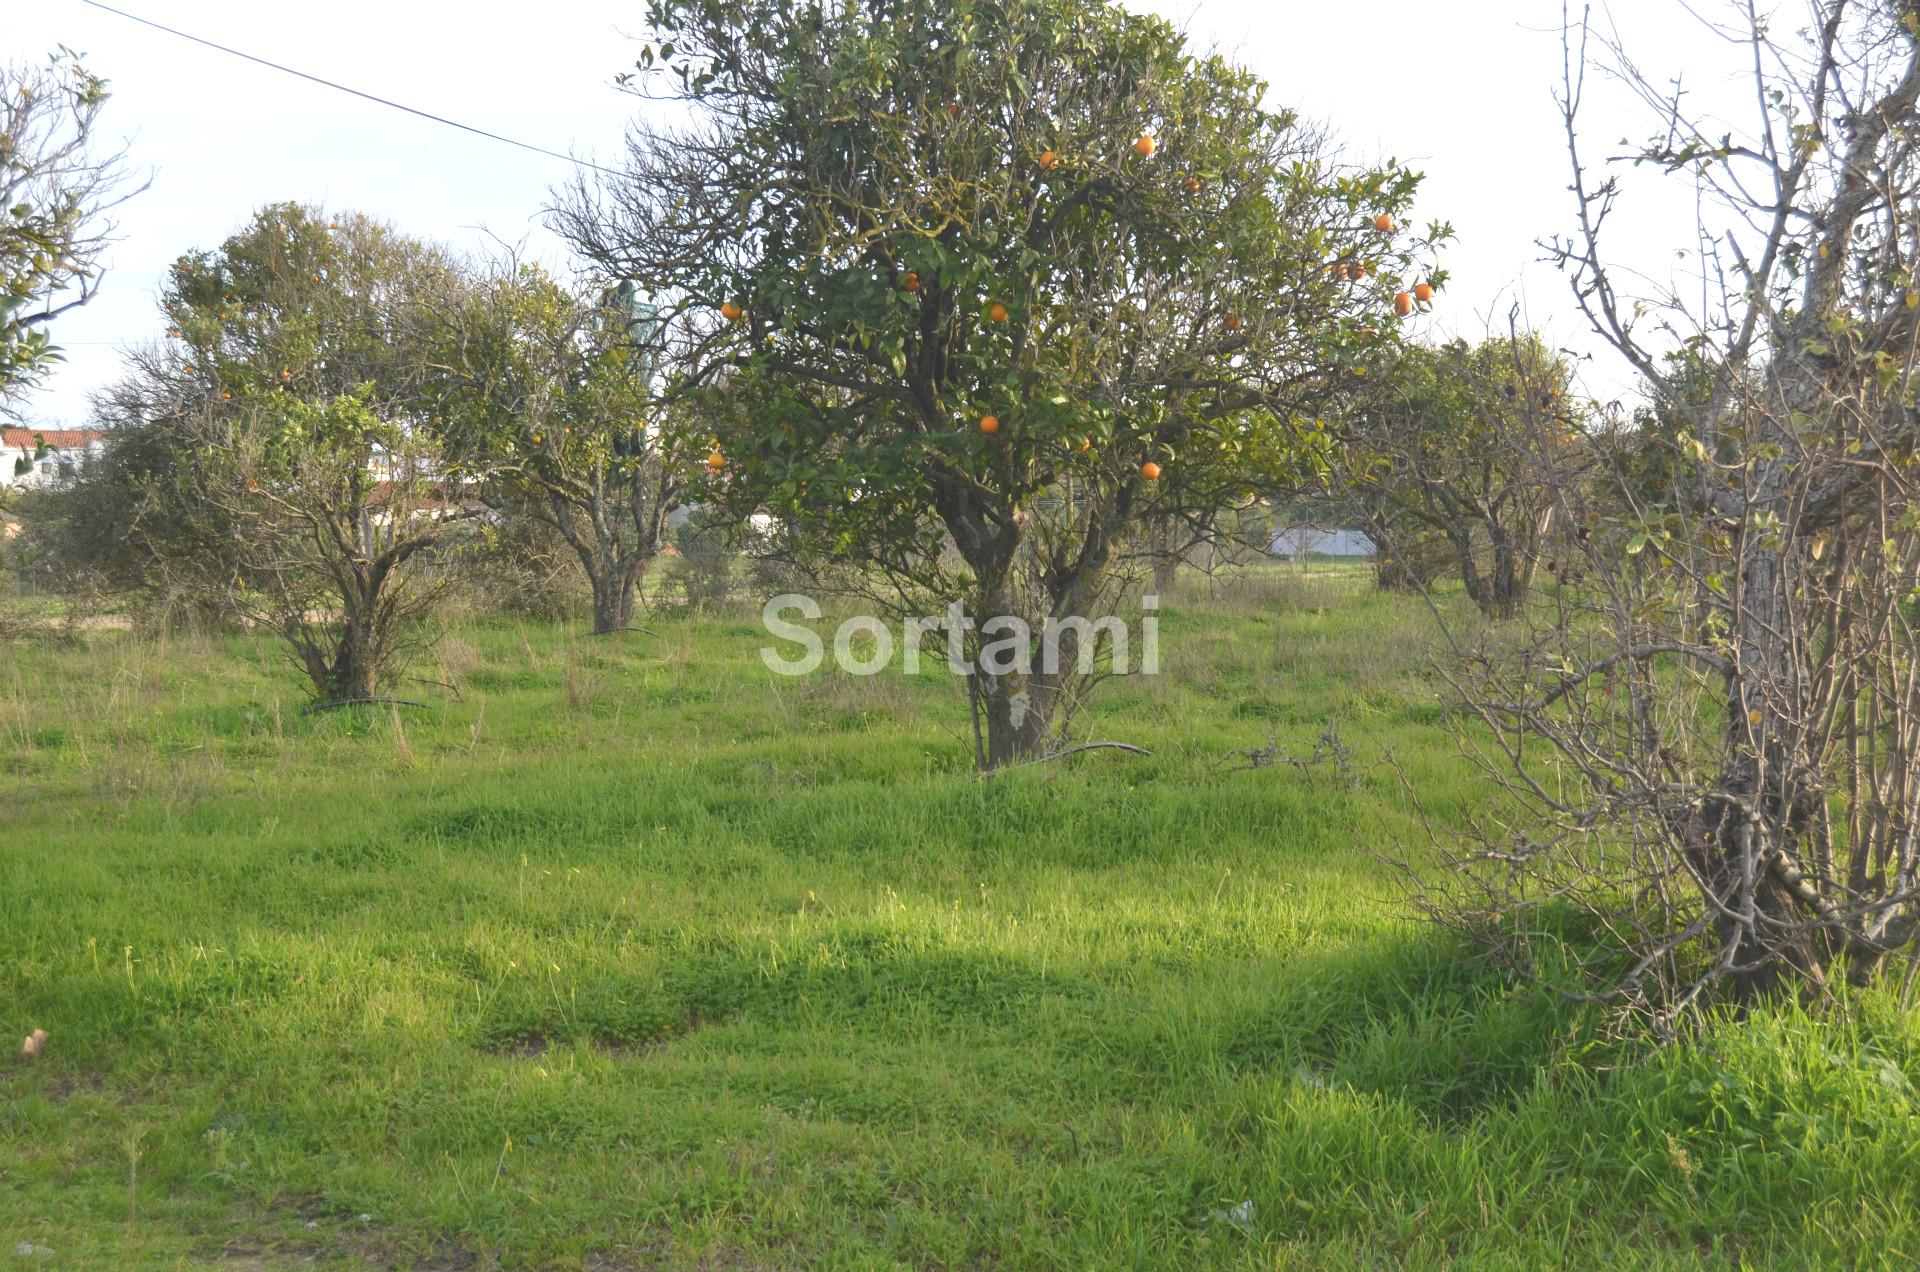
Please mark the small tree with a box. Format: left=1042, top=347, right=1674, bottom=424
left=430, top=264, right=682, bottom=634
left=556, top=0, right=1437, bottom=767
left=1336, top=333, right=1577, bottom=618
left=1421, top=0, right=1920, bottom=1026
left=138, top=204, right=466, bottom=700
left=1, top=48, right=142, bottom=397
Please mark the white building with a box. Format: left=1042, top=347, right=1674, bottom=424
left=3, top=428, right=107, bottom=491
left=1270, top=527, right=1376, bottom=560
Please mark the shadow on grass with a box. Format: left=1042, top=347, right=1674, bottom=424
left=463, top=919, right=1580, bottom=1129
left=470, top=924, right=1104, bottom=1056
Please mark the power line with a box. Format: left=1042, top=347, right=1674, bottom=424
left=77, top=0, right=626, bottom=179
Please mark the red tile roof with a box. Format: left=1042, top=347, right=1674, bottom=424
left=2, top=428, right=107, bottom=450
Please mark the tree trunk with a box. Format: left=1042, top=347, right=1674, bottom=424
left=1447, top=524, right=1490, bottom=613
left=975, top=669, right=1057, bottom=770
left=1485, top=528, right=1524, bottom=620
left=1375, top=556, right=1419, bottom=590
left=1681, top=373, right=1830, bottom=997
left=1152, top=553, right=1178, bottom=596
left=1145, top=518, right=1179, bottom=595
left=589, top=567, right=636, bottom=635
left=1712, top=478, right=1822, bottom=995
left=326, top=605, right=380, bottom=701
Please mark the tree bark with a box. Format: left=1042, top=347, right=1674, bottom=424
left=588, top=563, right=639, bottom=634
left=975, top=669, right=1057, bottom=771
left=1152, top=553, right=1179, bottom=596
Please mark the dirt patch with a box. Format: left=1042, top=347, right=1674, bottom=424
left=44, top=1069, right=108, bottom=1101
left=481, top=1032, right=554, bottom=1060
left=476, top=1031, right=671, bottom=1062
left=206, top=1224, right=484, bottom=1270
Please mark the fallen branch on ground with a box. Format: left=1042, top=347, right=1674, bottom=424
left=980, top=740, right=1153, bottom=776
left=301, top=697, right=428, bottom=715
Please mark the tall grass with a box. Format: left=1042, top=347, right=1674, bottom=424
left=1, top=574, right=1915, bottom=1268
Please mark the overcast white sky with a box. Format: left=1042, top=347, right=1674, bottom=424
left=2, top=0, right=1743, bottom=425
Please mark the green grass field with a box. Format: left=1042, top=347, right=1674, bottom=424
left=4, top=573, right=1918, bottom=1269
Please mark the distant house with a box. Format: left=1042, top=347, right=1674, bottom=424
left=1269, top=526, right=1376, bottom=560
left=2, top=427, right=108, bottom=491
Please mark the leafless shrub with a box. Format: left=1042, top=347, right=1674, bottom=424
left=1222, top=716, right=1356, bottom=785
left=1413, top=0, right=1920, bottom=1032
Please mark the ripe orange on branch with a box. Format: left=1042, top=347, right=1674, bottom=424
left=707, top=451, right=727, bottom=470
left=1413, top=282, right=1434, bottom=303
left=988, top=302, right=1010, bottom=322
left=1038, top=150, right=1059, bottom=169
left=720, top=301, right=745, bottom=322
left=1223, top=313, right=1242, bottom=331
left=979, top=414, right=1001, bottom=435
left=903, top=272, right=921, bottom=293
left=1393, top=291, right=1413, bottom=317
left=1373, top=213, right=1395, bottom=233
left=1140, top=461, right=1162, bottom=481
left=1134, top=133, right=1157, bottom=156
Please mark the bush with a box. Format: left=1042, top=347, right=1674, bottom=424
left=665, top=509, right=737, bottom=610
left=450, top=513, right=586, bottom=622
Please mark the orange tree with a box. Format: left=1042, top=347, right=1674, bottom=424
left=555, top=0, right=1439, bottom=767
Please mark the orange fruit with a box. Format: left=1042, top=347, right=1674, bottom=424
left=1140, top=461, right=1162, bottom=481
left=1223, top=313, right=1242, bottom=331
left=1077, top=436, right=1092, bottom=452
left=720, top=301, right=744, bottom=322
left=1393, top=291, right=1413, bottom=317
left=1134, top=133, right=1157, bottom=156
left=1039, top=150, right=1058, bottom=169
left=904, top=272, right=921, bottom=293
left=706, top=451, right=726, bottom=470
left=1413, top=282, right=1434, bottom=303
left=1349, top=260, right=1368, bottom=279
left=979, top=414, right=1000, bottom=435
left=988, top=302, right=1010, bottom=322
left=1374, top=213, right=1395, bottom=233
